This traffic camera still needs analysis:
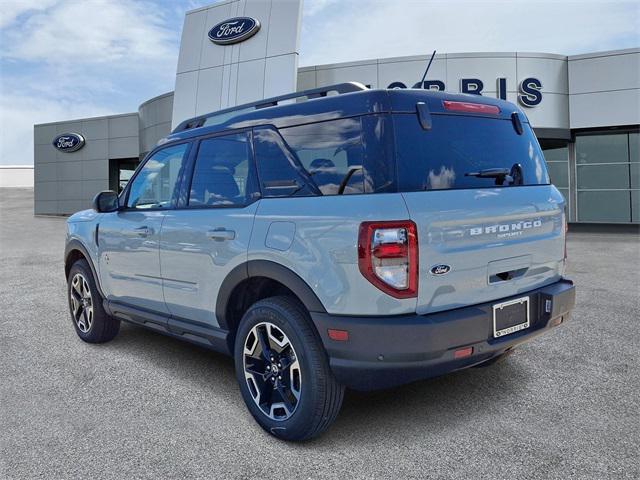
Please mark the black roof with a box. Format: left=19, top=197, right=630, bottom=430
left=164, top=82, right=526, bottom=144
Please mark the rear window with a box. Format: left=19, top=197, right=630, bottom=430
left=393, top=113, right=550, bottom=191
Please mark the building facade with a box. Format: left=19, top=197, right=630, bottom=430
left=33, top=0, right=639, bottom=223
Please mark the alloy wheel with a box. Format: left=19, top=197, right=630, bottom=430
left=70, top=273, right=93, bottom=333
left=243, top=322, right=301, bottom=421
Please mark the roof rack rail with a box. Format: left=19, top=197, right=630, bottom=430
left=172, top=82, right=369, bottom=133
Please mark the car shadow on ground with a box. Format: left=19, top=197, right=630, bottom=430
left=106, top=321, right=532, bottom=446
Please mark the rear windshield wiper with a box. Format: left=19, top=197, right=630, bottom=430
left=465, top=168, right=513, bottom=186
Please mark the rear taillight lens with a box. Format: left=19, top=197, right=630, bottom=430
left=358, top=221, right=418, bottom=298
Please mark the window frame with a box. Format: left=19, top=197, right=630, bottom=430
left=180, top=127, right=260, bottom=210
left=120, top=140, right=193, bottom=212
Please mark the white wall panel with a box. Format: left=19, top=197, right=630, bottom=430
left=177, top=8, right=207, bottom=74
left=569, top=50, right=640, bottom=94
left=264, top=54, right=299, bottom=98
left=172, top=71, right=199, bottom=125
left=570, top=89, right=640, bottom=129
left=236, top=59, right=266, bottom=104
left=195, top=66, right=225, bottom=115
left=172, top=0, right=302, bottom=129
left=238, top=0, right=270, bottom=62
left=266, top=0, right=303, bottom=57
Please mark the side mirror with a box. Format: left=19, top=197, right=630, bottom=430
left=92, top=190, right=119, bottom=213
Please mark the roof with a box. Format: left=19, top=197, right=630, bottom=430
left=164, top=84, right=525, bottom=144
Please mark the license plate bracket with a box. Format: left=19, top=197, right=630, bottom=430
left=493, top=296, right=530, bottom=338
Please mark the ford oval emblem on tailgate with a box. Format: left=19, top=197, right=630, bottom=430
left=430, top=264, right=451, bottom=275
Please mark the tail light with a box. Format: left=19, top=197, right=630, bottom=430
left=443, top=100, right=500, bottom=115
left=358, top=221, right=418, bottom=298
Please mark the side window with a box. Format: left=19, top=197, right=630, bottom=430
left=279, top=118, right=365, bottom=195
left=253, top=117, right=395, bottom=198
left=253, top=127, right=317, bottom=198
left=188, top=133, right=253, bottom=207
left=126, top=143, right=189, bottom=209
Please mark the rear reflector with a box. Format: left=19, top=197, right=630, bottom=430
left=328, top=329, right=349, bottom=341
left=443, top=100, right=500, bottom=115
left=454, top=346, right=473, bottom=359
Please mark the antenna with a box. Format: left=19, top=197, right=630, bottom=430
left=417, top=50, right=437, bottom=89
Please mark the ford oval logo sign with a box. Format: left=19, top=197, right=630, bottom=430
left=430, top=264, right=451, bottom=276
left=52, top=133, right=85, bottom=153
left=208, top=17, right=260, bottom=45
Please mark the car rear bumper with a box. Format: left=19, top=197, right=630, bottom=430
left=310, top=279, right=575, bottom=391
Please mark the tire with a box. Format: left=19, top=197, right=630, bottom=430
left=67, top=259, right=120, bottom=343
left=234, top=296, right=344, bottom=441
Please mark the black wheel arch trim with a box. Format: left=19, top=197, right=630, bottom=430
left=64, top=239, right=106, bottom=298
left=215, top=260, right=327, bottom=331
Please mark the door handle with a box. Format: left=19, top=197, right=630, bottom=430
left=133, top=226, right=152, bottom=237
left=207, top=228, right=235, bottom=241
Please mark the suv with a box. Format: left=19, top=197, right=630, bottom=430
left=64, top=83, right=575, bottom=441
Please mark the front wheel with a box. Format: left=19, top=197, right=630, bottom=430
left=234, top=296, right=344, bottom=441
left=67, top=259, right=120, bottom=343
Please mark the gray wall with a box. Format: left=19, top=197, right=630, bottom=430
left=34, top=113, right=138, bottom=215
left=568, top=48, right=640, bottom=129
left=139, top=92, right=174, bottom=156
left=171, top=0, right=303, bottom=129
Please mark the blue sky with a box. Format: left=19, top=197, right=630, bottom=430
left=1, top=0, right=638, bottom=165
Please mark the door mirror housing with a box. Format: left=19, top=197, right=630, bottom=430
left=92, top=190, right=119, bottom=213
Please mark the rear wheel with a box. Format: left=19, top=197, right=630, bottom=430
left=67, top=259, right=120, bottom=343
left=234, top=296, right=344, bottom=441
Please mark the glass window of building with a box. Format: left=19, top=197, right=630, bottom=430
left=543, top=145, right=569, bottom=211
left=575, top=132, right=637, bottom=223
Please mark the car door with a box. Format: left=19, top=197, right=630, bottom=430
left=159, top=131, right=259, bottom=328
left=98, top=142, right=191, bottom=314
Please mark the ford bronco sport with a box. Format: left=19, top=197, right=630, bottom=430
left=64, top=83, right=576, bottom=441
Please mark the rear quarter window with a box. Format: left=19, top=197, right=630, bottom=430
left=393, top=113, right=550, bottom=191
left=254, top=115, right=395, bottom=197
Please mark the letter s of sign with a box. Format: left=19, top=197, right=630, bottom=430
left=518, top=77, right=543, bottom=107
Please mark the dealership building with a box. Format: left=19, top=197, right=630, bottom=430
left=34, top=0, right=639, bottom=223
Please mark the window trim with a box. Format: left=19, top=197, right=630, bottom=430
left=120, top=140, right=193, bottom=212
left=180, top=127, right=260, bottom=211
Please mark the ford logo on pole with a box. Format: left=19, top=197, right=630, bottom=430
left=430, top=264, right=451, bottom=276
left=52, top=133, right=85, bottom=153
left=208, top=17, right=260, bottom=45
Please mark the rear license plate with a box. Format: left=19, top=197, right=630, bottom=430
left=493, top=296, right=530, bottom=338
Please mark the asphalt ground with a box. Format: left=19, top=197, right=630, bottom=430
left=1, top=188, right=638, bottom=479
